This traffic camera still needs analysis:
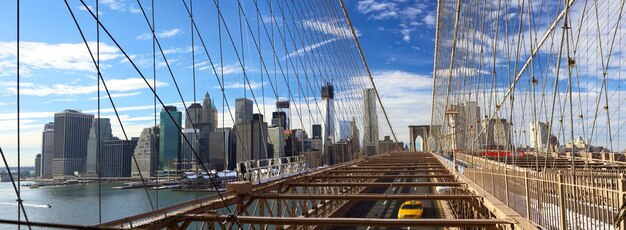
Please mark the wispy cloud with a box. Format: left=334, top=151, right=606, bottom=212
left=302, top=19, right=360, bottom=38
left=78, top=4, right=103, bottom=15
left=355, top=0, right=432, bottom=43
left=137, top=28, right=182, bottom=40
left=89, top=92, right=142, bottom=100
left=357, top=0, right=398, bottom=20
left=218, top=81, right=266, bottom=90
left=423, top=11, right=436, bottom=27
left=197, top=62, right=245, bottom=75
left=3, top=78, right=167, bottom=96
left=100, top=0, right=141, bottom=14
left=0, top=41, right=120, bottom=73
left=284, top=38, right=338, bottom=59
left=43, top=98, right=77, bottom=104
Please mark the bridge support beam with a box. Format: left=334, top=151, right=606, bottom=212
left=182, top=215, right=512, bottom=228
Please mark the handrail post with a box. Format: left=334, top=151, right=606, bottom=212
left=557, top=173, right=567, bottom=229
left=619, top=173, right=625, bottom=229
left=524, top=170, right=531, bottom=220
left=504, top=167, right=509, bottom=206
left=491, top=168, right=495, bottom=194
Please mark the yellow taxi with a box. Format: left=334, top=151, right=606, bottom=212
left=397, top=200, right=423, bottom=219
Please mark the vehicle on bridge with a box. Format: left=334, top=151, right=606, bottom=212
left=397, top=200, right=424, bottom=219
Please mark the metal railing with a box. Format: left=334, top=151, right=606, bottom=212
left=236, top=156, right=306, bottom=184
left=456, top=153, right=626, bottom=229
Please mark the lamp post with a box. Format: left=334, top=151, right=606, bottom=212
left=446, top=106, right=459, bottom=172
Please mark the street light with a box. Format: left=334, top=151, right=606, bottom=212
left=445, top=106, right=459, bottom=172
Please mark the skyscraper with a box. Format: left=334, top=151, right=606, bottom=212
left=185, top=103, right=203, bottom=129
left=212, top=127, right=233, bottom=170
left=235, top=98, right=253, bottom=124
left=272, top=111, right=287, bottom=129
left=322, top=83, right=335, bottom=145
left=132, top=126, right=160, bottom=178
left=180, top=128, right=200, bottom=172
left=208, top=129, right=228, bottom=171
left=196, top=93, right=218, bottom=173
left=52, top=109, right=94, bottom=178
left=199, top=92, right=218, bottom=133
left=312, top=124, right=322, bottom=139
left=34, top=154, right=41, bottom=177
left=530, top=122, right=549, bottom=151
left=351, top=117, right=360, bottom=154
left=462, top=101, right=481, bottom=150
left=268, top=126, right=285, bottom=158
left=101, top=138, right=137, bottom=177
left=41, top=122, right=54, bottom=178
left=234, top=116, right=268, bottom=162
left=485, top=118, right=511, bottom=149
left=339, top=120, right=351, bottom=141
left=85, top=118, right=113, bottom=177
left=159, top=106, right=182, bottom=173
left=363, top=88, right=379, bottom=155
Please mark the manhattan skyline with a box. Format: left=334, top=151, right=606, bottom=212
left=0, top=1, right=437, bottom=166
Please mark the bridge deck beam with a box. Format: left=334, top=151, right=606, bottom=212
left=182, top=215, right=512, bottom=227
left=249, top=194, right=477, bottom=200
left=286, top=182, right=465, bottom=187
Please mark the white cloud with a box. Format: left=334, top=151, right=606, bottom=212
left=371, top=71, right=433, bottom=146
left=78, top=5, right=103, bottom=16
left=219, top=81, right=266, bottom=90
left=89, top=92, right=142, bottom=100
left=370, top=70, right=432, bottom=93
left=197, top=62, right=244, bottom=75
left=137, top=28, right=182, bottom=40
left=284, top=38, right=338, bottom=59
left=357, top=0, right=399, bottom=20
left=0, top=41, right=119, bottom=73
left=4, top=78, right=167, bottom=96
left=43, top=98, right=77, bottom=104
left=423, top=11, right=436, bottom=27
left=302, top=19, right=360, bottom=38
left=100, top=0, right=141, bottom=14
left=355, top=0, right=433, bottom=43
left=400, top=28, right=411, bottom=42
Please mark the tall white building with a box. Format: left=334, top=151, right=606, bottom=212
left=530, top=122, right=549, bottom=151
left=363, top=88, right=379, bottom=155
left=462, top=101, right=481, bottom=150
left=132, top=126, right=160, bottom=178
left=268, top=126, right=285, bottom=158
left=85, top=118, right=113, bottom=177
left=41, top=122, right=55, bottom=178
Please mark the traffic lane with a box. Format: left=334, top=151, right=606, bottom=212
left=382, top=173, right=442, bottom=230
left=329, top=172, right=442, bottom=230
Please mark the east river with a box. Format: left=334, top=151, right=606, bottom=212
left=0, top=181, right=215, bottom=229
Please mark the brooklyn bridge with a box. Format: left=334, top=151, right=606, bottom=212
left=1, top=0, right=626, bottom=229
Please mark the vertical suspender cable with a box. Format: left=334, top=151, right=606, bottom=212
left=16, top=0, right=22, bottom=227
left=96, top=0, right=102, bottom=224
left=152, top=0, right=159, bottom=209
left=0, top=5, right=30, bottom=223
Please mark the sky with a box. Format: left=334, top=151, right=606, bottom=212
left=0, top=0, right=438, bottom=166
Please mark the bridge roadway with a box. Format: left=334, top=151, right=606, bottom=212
left=330, top=174, right=444, bottom=230
left=93, top=152, right=517, bottom=229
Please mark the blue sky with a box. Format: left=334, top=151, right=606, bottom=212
left=0, top=0, right=437, bottom=166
